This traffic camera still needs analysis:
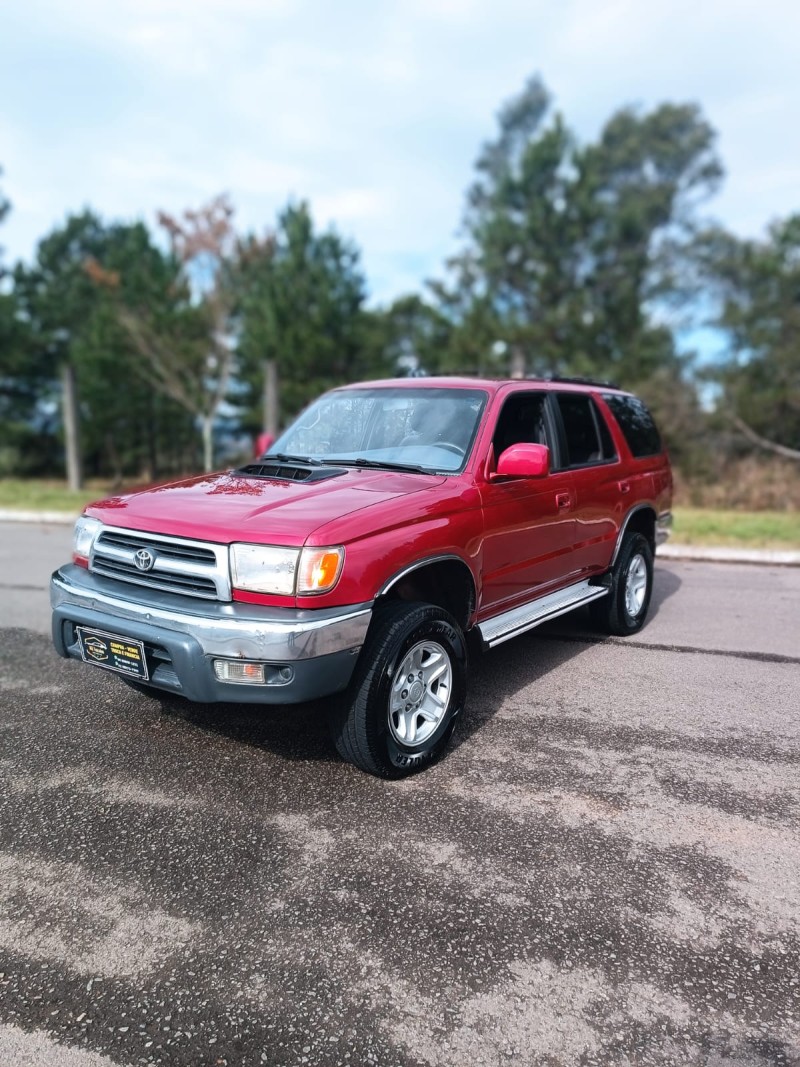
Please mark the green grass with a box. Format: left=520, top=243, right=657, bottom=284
left=0, top=479, right=121, bottom=513
left=672, top=507, right=800, bottom=549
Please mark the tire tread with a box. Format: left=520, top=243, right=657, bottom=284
left=591, top=532, right=654, bottom=636
left=330, top=600, right=465, bottom=778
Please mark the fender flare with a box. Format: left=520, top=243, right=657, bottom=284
left=376, top=554, right=478, bottom=623
left=611, top=504, right=657, bottom=566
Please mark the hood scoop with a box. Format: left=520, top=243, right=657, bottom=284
left=237, top=462, right=347, bottom=483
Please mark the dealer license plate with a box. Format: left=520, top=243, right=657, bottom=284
left=76, top=627, right=149, bottom=681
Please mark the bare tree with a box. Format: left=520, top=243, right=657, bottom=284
left=731, top=414, right=800, bottom=462
left=112, top=195, right=238, bottom=472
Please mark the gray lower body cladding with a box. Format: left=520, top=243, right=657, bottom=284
left=50, top=565, right=372, bottom=704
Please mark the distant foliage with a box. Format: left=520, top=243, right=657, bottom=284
left=114, top=195, right=241, bottom=473
left=439, top=79, right=721, bottom=379
left=11, top=212, right=198, bottom=482
left=698, top=216, right=800, bottom=456
left=0, top=73, right=796, bottom=497
left=235, top=202, right=382, bottom=431
left=673, top=456, right=800, bottom=510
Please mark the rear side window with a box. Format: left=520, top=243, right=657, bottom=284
left=555, top=394, right=616, bottom=467
left=603, top=394, right=662, bottom=457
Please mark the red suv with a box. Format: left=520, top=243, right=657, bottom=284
left=51, top=377, right=672, bottom=777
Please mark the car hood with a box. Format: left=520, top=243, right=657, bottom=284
left=85, top=467, right=447, bottom=546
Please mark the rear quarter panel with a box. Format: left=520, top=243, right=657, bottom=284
left=594, top=392, right=673, bottom=559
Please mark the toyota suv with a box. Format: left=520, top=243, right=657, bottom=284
left=51, top=376, right=672, bottom=777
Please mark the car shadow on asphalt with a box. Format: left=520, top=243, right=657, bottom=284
left=142, top=632, right=599, bottom=768
left=149, top=687, right=336, bottom=762
left=140, top=629, right=618, bottom=769
left=114, top=564, right=684, bottom=766
left=451, top=563, right=683, bottom=747
left=639, top=562, right=682, bottom=624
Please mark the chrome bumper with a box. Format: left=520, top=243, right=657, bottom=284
left=50, top=565, right=372, bottom=662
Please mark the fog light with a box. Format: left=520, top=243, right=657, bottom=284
left=213, top=659, right=266, bottom=684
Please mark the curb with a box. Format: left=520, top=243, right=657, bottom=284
left=657, top=544, right=800, bottom=566
left=0, top=509, right=77, bottom=525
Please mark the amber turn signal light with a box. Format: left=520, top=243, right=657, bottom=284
left=297, top=547, right=344, bottom=594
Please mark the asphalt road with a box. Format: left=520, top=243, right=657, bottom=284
left=1, top=523, right=799, bottom=1066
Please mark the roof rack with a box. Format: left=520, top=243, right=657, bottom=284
left=534, top=374, right=622, bottom=390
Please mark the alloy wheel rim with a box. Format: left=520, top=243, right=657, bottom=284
left=388, top=640, right=452, bottom=747
left=625, top=553, right=648, bottom=617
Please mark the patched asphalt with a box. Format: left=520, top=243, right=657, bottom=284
left=0, top=531, right=799, bottom=1066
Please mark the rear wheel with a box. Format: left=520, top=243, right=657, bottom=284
left=590, top=532, right=654, bottom=636
left=329, top=600, right=467, bottom=778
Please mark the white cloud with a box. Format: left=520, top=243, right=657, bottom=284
left=314, top=188, right=387, bottom=225
left=1, top=0, right=799, bottom=300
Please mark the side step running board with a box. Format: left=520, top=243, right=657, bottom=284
left=477, top=580, right=608, bottom=649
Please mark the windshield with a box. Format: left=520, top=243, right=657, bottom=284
left=268, top=387, right=488, bottom=473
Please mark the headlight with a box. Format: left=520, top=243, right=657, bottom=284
left=297, top=546, right=344, bottom=595
left=229, top=543, right=345, bottom=596
left=73, top=515, right=101, bottom=560
left=230, top=544, right=300, bottom=596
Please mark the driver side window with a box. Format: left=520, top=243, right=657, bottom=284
left=492, top=393, right=551, bottom=460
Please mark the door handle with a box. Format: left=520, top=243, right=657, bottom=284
left=556, top=492, right=571, bottom=509
left=618, top=480, right=631, bottom=494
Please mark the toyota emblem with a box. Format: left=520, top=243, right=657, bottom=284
left=134, top=548, right=156, bottom=572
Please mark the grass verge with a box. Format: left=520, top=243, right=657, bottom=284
left=672, top=507, right=800, bottom=549
left=0, top=479, right=121, bottom=513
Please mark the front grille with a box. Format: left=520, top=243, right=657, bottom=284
left=92, top=557, right=218, bottom=596
left=91, top=528, right=230, bottom=601
left=97, top=530, right=217, bottom=565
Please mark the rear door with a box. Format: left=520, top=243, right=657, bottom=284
left=478, top=389, right=579, bottom=615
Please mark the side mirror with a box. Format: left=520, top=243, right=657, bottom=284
left=494, top=442, right=550, bottom=479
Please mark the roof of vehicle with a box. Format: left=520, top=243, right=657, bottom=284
left=335, top=375, right=630, bottom=395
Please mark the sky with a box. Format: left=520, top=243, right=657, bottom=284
left=1, top=0, right=799, bottom=308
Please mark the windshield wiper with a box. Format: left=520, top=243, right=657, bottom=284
left=266, top=452, right=327, bottom=467
left=324, top=457, right=431, bottom=475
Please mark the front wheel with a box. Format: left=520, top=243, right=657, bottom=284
left=590, top=532, right=654, bottom=636
left=329, top=601, right=467, bottom=778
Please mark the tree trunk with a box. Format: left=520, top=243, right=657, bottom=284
left=61, top=362, right=83, bottom=491
left=106, top=432, right=123, bottom=489
left=201, top=415, right=214, bottom=473
left=263, top=359, right=279, bottom=435
left=510, top=347, right=526, bottom=379
left=146, top=392, right=158, bottom=482
left=731, top=414, right=800, bottom=461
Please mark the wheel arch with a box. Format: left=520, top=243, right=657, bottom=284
left=611, top=504, right=657, bottom=565
left=376, top=555, right=477, bottom=631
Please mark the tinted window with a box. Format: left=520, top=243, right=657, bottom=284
left=493, top=393, right=550, bottom=456
left=595, top=405, right=617, bottom=460
left=556, top=394, right=605, bottom=466
left=603, top=394, right=662, bottom=457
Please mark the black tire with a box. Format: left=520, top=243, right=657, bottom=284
left=590, top=532, right=654, bottom=636
left=329, top=600, right=467, bottom=778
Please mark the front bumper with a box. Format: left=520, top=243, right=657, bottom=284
left=51, top=565, right=372, bottom=704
